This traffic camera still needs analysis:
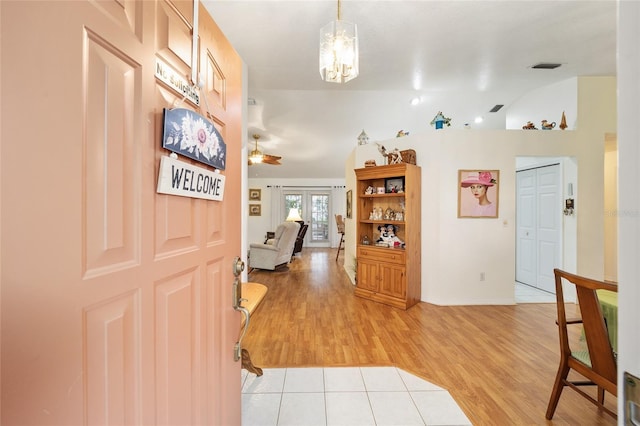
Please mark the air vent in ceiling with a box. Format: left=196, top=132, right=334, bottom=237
left=489, top=104, right=504, bottom=113
left=531, top=63, right=562, bottom=69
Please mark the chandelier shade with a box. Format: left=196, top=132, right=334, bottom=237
left=319, top=1, right=359, bottom=83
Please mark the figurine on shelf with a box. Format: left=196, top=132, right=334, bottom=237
left=522, top=121, right=537, bottom=130
left=388, top=148, right=403, bottom=165
left=541, top=120, right=556, bottom=130
left=559, top=111, right=568, bottom=130
left=384, top=208, right=395, bottom=220
left=376, top=224, right=405, bottom=248
left=357, top=129, right=370, bottom=145
left=365, top=185, right=376, bottom=195
left=370, top=207, right=383, bottom=220
left=430, top=111, right=451, bottom=129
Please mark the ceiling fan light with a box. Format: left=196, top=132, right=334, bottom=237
left=248, top=149, right=264, bottom=164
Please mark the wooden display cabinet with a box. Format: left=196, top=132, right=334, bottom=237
left=354, top=163, right=421, bottom=309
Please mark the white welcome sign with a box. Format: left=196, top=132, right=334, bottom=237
left=157, top=155, right=225, bottom=201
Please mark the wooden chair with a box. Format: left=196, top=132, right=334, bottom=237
left=546, top=268, right=618, bottom=420
left=292, top=223, right=308, bottom=259
left=335, top=214, right=345, bottom=261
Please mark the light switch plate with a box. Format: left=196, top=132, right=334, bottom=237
left=625, top=371, right=640, bottom=425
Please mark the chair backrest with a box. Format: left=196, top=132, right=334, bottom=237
left=335, top=214, right=345, bottom=233
left=293, top=224, right=309, bottom=255
left=273, top=221, right=299, bottom=247
left=553, top=268, right=618, bottom=388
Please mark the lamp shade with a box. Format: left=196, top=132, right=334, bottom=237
left=286, top=208, right=303, bottom=222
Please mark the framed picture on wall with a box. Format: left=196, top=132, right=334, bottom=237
left=458, top=170, right=499, bottom=218
left=249, top=204, right=261, bottom=216
left=346, top=190, right=352, bottom=219
left=249, top=188, right=261, bottom=201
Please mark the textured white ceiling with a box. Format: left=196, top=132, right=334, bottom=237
left=202, top=0, right=617, bottom=179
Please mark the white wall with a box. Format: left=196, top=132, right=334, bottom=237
left=344, top=149, right=357, bottom=282
left=617, top=0, right=640, bottom=417
left=347, top=76, right=616, bottom=305
left=603, top=135, right=618, bottom=283
left=506, top=78, right=578, bottom=130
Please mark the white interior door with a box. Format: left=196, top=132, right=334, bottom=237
left=516, top=170, right=537, bottom=286
left=535, top=165, right=562, bottom=292
left=516, top=164, right=562, bottom=293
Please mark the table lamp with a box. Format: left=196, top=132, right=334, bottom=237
left=286, top=208, right=303, bottom=222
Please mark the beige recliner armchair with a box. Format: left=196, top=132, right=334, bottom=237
left=249, top=222, right=300, bottom=271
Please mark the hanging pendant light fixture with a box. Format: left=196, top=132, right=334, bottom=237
left=319, top=0, right=359, bottom=83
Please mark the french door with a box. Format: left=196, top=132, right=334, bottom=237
left=284, top=190, right=331, bottom=248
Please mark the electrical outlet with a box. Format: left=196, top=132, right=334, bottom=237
left=480, top=272, right=485, bottom=281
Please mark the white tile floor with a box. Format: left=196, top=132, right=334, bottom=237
left=514, top=281, right=556, bottom=303
left=241, top=366, right=472, bottom=426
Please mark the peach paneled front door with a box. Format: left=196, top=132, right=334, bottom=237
left=1, top=1, right=243, bottom=424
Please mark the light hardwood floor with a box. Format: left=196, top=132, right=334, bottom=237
left=244, top=248, right=617, bottom=425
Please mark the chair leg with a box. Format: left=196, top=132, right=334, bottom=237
left=597, top=386, right=605, bottom=405
left=546, top=361, right=570, bottom=420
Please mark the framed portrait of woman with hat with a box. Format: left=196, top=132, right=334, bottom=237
left=458, top=170, right=499, bottom=218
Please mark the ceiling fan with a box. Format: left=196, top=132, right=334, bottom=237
left=248, top=134, right=281, bottom=165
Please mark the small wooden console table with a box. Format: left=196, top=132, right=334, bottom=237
left=240, top=282, right=268, bottom=376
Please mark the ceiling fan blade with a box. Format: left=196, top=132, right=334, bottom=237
left=248, top=154, right=281, bottom=166
left=262, top=155, right=281, bottom=165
